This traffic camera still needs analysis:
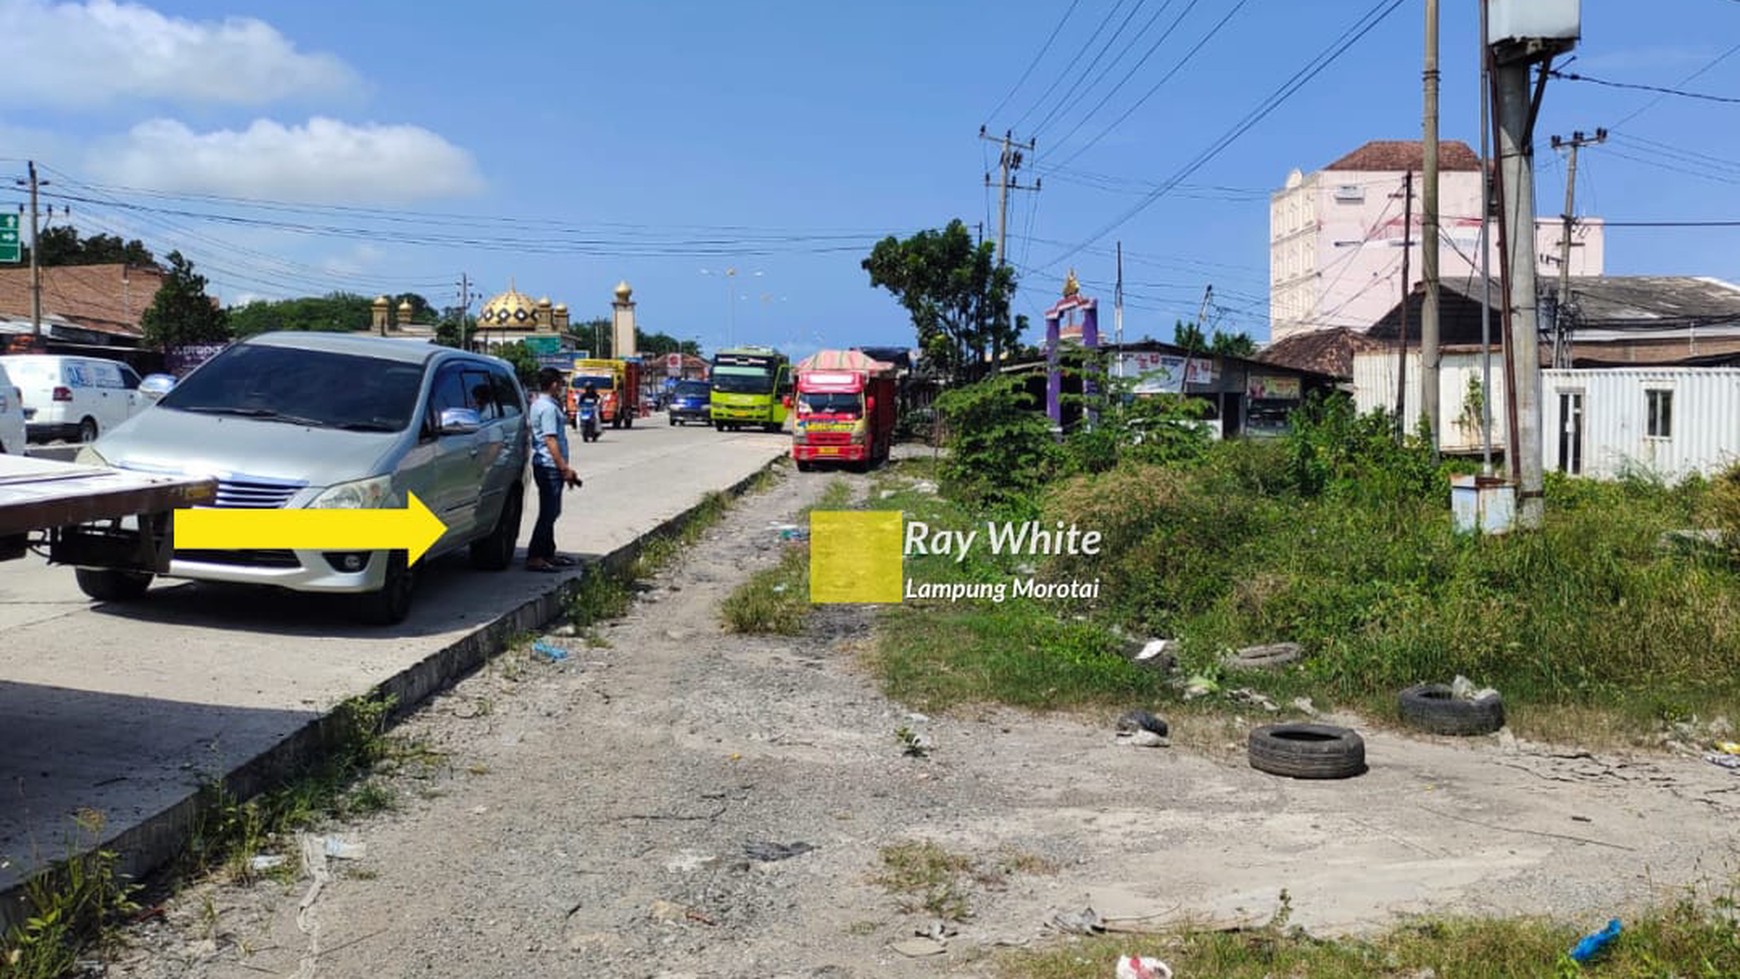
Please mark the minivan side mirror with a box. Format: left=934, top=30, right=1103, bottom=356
left=438, top=406, right=483, bottom=435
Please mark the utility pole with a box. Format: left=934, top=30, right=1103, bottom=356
left=1420, top=0, right=1442, bottom=461
left=1114, top=241, right=1123, bottom=382
left=1477, top=0, right=1495, bottom=475
left=16, top=161, right=44, bottom=342
left=1490, top=41, right=1558, bottom=531
left=456, top=272, right=482, bottom=351
left=1549, top=128, right=1604, bottom=369
left=1394, top=171, right=1414, bottom=441
left=980, top=126, right=1039, bottom=375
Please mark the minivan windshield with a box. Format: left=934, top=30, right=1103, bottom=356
left=674, top=381, right=709, bottom=398
left=158, top=344, right=426, bottom=432
left=799, top=392, right=861, bottom=415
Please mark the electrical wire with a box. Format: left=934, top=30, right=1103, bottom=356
left=1030, top=0, right=1171, bottom=140
left=1551, top=69, right=1740, bottom=105
left=1037, top=0, right=1408, bottom=272
left=1048, top=0, right=1247, bottom=170
left=1610, top=40, right=1740, bottom=130
left=983, top=0, right=1083, bottom=128
left=1009, top=0, right=1135, bottom=132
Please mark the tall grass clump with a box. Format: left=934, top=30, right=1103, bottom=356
left=1040, top=392, right=1740, bottom=716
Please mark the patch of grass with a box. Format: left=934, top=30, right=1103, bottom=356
left=872, top=841, right=977, bottom=921
left=566, top=567, right=633, bottom=630
left=876, top=601, right=1169, bottom=714
left=996, top=885, right=1740, bottom=979
left=1, top=810, right=139, bottom=979
left=873, top=426, right=1740, bottom=734
left=717, top=476, right=855, bottom=636
left=2, top=693, right=439, bottom=974
left=720, top=545, right=809, bottom=634
left=632, top=489, right=735, bottom=579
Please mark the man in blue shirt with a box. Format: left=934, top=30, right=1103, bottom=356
left=527, top=367, right=580, bottom=572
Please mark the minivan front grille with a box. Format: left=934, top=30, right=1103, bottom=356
left=213, top=477, right=304, bottom=509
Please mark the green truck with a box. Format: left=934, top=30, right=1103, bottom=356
left=708, top=346, right=792, bottom=432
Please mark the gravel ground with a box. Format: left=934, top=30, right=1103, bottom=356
left=102, top=461, right=1740, bottom=979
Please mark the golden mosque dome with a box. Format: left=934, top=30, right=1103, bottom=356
left=480, top=279, right=539, bottom=328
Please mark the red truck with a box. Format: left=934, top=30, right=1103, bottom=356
left=566, top=357, right=643, bottom=429
left=791, top=350, right=896, bottom=472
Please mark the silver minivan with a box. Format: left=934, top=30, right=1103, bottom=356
left=74, top=332, right=531, bottom=624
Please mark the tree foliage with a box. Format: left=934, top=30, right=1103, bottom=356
left=1172, top=320, right=1256, bottom=358
left=140, top=251, right=229, bottom=350
left=571, top=318, right=701, bottom=360
left=862, top=219, right=1022, bottom=383
left=932, top=374, right=1060, bottom=512
left=228, top=292, right=436, bottom=337
left=1063, top=350, right=1214, bottom=475
left=26, top=225, right=157, bottom=268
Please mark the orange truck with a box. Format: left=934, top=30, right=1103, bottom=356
left=791, top=350, right=896, bottom=472
left=567, top=357, right=642, bottom=429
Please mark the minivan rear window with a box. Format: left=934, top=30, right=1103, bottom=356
left=159, top=344, right=426, bottom=432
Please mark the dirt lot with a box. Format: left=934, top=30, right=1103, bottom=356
left=106, top=462, right=1740, bottom=979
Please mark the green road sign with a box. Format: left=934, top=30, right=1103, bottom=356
left=523, top=334, right=562, bottom=356
left=0, top=214, right=19, bottom=264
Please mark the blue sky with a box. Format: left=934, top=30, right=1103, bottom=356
left=1, top=0, right=1736, bottom=359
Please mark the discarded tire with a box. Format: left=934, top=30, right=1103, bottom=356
left=1222, top=642, right=1303, bottom=671
left=1248, top=723, right=1366, bottom=779
left=1397, top=683, right=1505, bottom=736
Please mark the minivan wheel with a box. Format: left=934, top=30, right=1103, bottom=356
left=79, top=417, right=98, bottom=442
left=352, top=550, right=414, bottom=625
left=469, top=490, right=522, bottom=571
left=75, top=567, right=153, bottom=601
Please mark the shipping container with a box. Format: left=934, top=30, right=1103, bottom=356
left=1351, top=348, right=1511, bottom=454
left=1540, top=368, right=1740, bottom=481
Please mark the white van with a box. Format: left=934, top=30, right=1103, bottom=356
left=0, top=355, right=150, bottom=443
left=0, top=363, right=26, bottom=454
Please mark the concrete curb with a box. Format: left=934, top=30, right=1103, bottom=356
left=0, top=456, right=786, bottom=935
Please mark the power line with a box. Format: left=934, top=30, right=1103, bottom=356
left=1030, top=0, right=1165, bottom=139
left=983, top=0, right=1083, bottom=128
left=1009, top=0, right=1135, bottom=132
left=1610, top=40, right=1740, bottom=130
left=1038, top=0, right=1406, bottom=272
left=1599, top=219, right=1740, bottom=227
left=1551, top=69, right=1740, bottom=105
left=1050, top=0, right=1247, bottom=170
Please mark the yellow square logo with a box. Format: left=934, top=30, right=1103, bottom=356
left=809, top=510, right=903, bottom=604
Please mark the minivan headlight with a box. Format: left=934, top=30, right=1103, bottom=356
left=307, top=475, right=394, bottom=509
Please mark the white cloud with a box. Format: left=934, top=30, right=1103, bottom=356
left=88, top=117, right=486, bottom=204
left=321, top=243, right=385, bottom=278
left=0, top=0, right=361, bottom=108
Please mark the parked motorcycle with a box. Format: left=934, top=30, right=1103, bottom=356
left=578, top=402, right=600, bottom=442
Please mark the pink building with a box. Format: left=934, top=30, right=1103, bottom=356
left=1269, top=140, right=1603, bottom=342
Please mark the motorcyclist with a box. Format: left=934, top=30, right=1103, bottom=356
left=576, top=383, right=602, bottom=436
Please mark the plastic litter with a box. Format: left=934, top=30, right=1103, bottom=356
left=743, top=841, right=814, bottom=862
left=1715, top=741, right=1740, bottom=755
left=248, top=854, right=286, bottom=871
left=1135, top=639, right=1174, bottom=662
left=1706, top=752, right=1740, bottom=772
left=1117, top=709, right=1169, bottom=737
left=531, top=640, right=569, bottom=662
left=1451, top=674, right=1501, bottom=702
left=321, top=837, right=365, bottom=860
left=1115, top=955, right=1173, bottom=979
left=1568, top=918, right=1621, bottom=963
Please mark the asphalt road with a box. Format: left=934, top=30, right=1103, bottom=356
left=0, top=418, right=789, bottom=893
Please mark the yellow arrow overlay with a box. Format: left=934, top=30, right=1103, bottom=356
left=174, top=492, right=449, bottom=565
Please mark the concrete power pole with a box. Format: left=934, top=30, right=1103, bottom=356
left=1549, top=128, right=1605, bottom=369
left=1420, top=0, right=1442, bottom=461
left=1394, top=171, right=1414, bottom=440
left=26, top=161, right=42, bottom=342
left=980, top=126, right=1038, bottom=375
left=1491, top=55, right=1553, bottom=530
